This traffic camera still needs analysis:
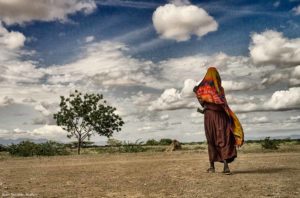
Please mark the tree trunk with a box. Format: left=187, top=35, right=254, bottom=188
left=77, top=136, right=81, bottom=155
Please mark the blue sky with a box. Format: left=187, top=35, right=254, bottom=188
left=0, top=0, right=300, bottom=144
left=8, top=0, right=300, bottom=65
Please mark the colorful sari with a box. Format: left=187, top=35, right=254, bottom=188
left=194, top=67, right=244, bottom=146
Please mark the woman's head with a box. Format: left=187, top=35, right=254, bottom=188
left=201, top=67, right=222, bottom=93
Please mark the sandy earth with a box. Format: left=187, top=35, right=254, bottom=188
left=0, top=151, right=299, bottom=198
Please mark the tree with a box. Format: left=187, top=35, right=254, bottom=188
left=53, top=90, right=124, bottom=154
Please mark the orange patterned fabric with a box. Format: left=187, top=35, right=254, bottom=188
left=195, top=67, right=244, bottom=146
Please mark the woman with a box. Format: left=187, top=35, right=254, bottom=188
left=193, top=67, right=244, bottom=175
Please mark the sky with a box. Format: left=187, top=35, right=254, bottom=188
left=0, top=0, right=300, bottom=145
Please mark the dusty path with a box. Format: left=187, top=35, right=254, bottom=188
left=0, top=152, right=299, bottom=198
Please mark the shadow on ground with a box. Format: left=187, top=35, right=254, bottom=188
left=233, top=167, right=296, bottom=174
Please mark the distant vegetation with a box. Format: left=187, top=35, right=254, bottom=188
left=260, top=137, right=280, bottom=150
left=145, top=138, right=173, bottom=145
left=0, top=138, right=299, bottom=157
left=7, top=140, right=69, bottom=157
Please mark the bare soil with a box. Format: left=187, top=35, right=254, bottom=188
left=0, top=151, right=299, bottom=198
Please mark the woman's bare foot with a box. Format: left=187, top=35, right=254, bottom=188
left=223, top=160, right=232, bottom=175
left=207, top=162, right=215, bottom=173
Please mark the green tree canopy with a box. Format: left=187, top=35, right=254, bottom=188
left=53, top=90, right=124, bottom=154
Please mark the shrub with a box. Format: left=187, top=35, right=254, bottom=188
left=120, top=139, right=146, bottom=153
left=36, top=141, right=69, bottom=156
left=159, top=138, right=173, bottom=145
left=261, top=137, right=280, bottom=150
left=8, top=140, right=37, bottom=157
left=8, top=140, right=69, bottom=157
left=145, top=139, right=159, bottom=145
left=0, top=144, right=7, bottom=152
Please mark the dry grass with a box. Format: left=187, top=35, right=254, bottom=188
left=0, top=149, right=300, bottom=198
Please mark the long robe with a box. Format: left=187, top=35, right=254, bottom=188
left=203, top=102, right=237, bottom=163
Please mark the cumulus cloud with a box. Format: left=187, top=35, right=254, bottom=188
left=0, top=23, right=45, bottom=85
left=148, top=78, right=207, bottom=112
left=148, top=79, right=200, bottom=111
left=158, top=52, right=262, bottom=88
left=33, top=101, right=59, bottom=125
left=148, top=88, right=196, bottom=111
left=30, top=125, right=67, bottom=141
left=0, top=22, right=25, bottom=49
left=265, top=87, right=300, bottom=109
left=250, top=30, right=300, bottom=67
left=152, top=3, right=218, bottom=41
left=180, top=79, right=198, bottom=98
left=0, top=0, right=96, bottom=25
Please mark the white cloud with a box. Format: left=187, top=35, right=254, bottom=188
left=0, top=0, right=96, bottom=25
left=0, top=24, right=299, bottom=144
left=0, top=22, right=25, bottom=49
left=250, top=30, right=300, bottom=67
left=158, top=52, right=262, bottom=88
left=0, top=125, right=67, bottom=142
left=46, top=41, right=161, bottom=89
left=180, top=79, right=198, bottom=98
left=30, top=125, right=67, bottom=141
left=0, top=23, right=45, bottom=86
left=34, top=103, right=52, bottom=116
left=292, top=5, right=300, bottom=15
left=152, top=3, right=218, bottom=41
left=266, top=87, right=300, bottom=109
left=148, top=88, right=197, bottom=111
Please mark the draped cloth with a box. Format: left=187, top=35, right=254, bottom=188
left=194, top=67, right=244, bottom=146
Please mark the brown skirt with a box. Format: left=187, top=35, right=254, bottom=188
left=204, top=103, right=237, bottom=163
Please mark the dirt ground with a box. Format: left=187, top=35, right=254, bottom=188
left=0, top=151, right=299, bottom=198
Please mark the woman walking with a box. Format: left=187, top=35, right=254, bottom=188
left=193, top=67, right=244, bottom=175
